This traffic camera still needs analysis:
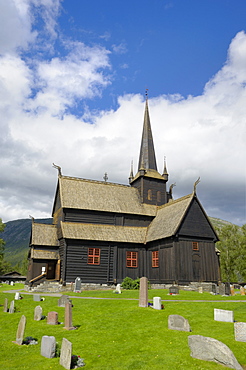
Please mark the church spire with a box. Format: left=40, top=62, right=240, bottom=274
left=138, top=95, right=158, bottom=171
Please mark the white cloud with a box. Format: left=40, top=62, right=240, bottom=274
left=0, top=0, right=245, bottom=227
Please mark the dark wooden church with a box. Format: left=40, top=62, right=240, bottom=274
left=27, top=99, right=220, bottom=286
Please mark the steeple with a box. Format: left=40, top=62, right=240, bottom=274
left=138, top=97, right=158, bottom=171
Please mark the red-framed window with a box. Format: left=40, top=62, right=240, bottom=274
left=126, top=251, right=138, bottom=268
left=152, top=251, right=159, bottom=267
left=192, top=242, right=199, bottom=251
left=87, top=248, right=100, bottom=265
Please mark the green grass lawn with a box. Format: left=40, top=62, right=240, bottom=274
left=0, top=284, right=245, bottom=369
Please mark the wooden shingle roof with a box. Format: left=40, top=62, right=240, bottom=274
left=31, top=223, right=58, bottom=246
left=60, top=221, right=147, bottom=244
left=146, top=194, right=193, bottom=242
left=57, top=176, right=157, bottom=216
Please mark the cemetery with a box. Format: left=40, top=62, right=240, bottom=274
left=0, top=282, right=246, bottom=369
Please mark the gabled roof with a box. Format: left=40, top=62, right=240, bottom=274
left=31, top=223, right=58, bottom=246
left=60, top=221, right=147, bottom=244
left=53, top=176, right=157, bottom=216
left=146, top=194, right=194, bottom=242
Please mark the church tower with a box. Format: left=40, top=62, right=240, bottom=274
left=129, top=97, right=170, bottom=205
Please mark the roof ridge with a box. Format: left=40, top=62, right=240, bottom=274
left=60, top=175, right=130, bottom=188
left=158, top=193, right=193, bottom=210
left=61, top=221, right=147, bottom=230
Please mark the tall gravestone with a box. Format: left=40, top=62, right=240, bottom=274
left=240, top=286, right=245, bottom=296
left=211, top=283, right=217, bottom=294
left=41, top=336, right=56, bottom=358
left=225, top=282, right=231, bottom=296
left=34, top=305, right=43, bottom=321
left=3, top=298, right=8, bottom=312
left=60, top=338, right=72, bottom=370
left=15, top=315, right=26, bottom=345
left=9, top=300, right=15, bottom=314
left=218, top=283, right=225, bottom=295
left=74, top=277, right=81, bottom=293
left=139, top=277, right=148, bottom=307
left=64, top=302, right=75, bottom=330
left=234, top=322, right=246, bottom=342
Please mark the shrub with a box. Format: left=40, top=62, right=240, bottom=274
left=121, top=277, right=140, bottom=290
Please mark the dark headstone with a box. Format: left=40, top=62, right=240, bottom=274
left=74, top=277, right=81, bottom=293
left=225, top=282, right=231, bottom=296
left=60, top=338, right=72, bottom=369
left=169, top=285, right=179, bottom=295
left=16, top=315, right=26, bottom=345
left=139, top=277, right=148, bottom=307
left=211, top=283, right=217, bottom=294
left=188, top=335, right=243, bottom=370
left=47, top=311, right=58, bottom=325
left=218, top=283, right=225, bottom=295
left=41, top=336, right=56, bottom=358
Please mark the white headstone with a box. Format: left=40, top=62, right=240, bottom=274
left=15, top=292, right=20, bottom=300
left=214, top=308, right=234, bottom=323
left=9, top=300, right=15, bottom=314
left=153, top=297, right=162, bottom=310
left=234, top=322, right=246, bottom=342
left=116, top=284, right=121, bottom=294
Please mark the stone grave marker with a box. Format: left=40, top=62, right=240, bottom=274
left=41, top=336, right=56, bottom=358
left=9, top=300, right=15, bottom=314
left=198, top=286, right=203, bottom=293
left=231, top=286, right=235, bottom=296
left=10, top=281, right=14, bottom=286
left=188, top=335, right=243, bottom=370
left=58, top=295, right=70, bottom=307
left=64, top=301, right=75, bottom=330
left=139, top=277, right=148, bottom=307
left=74, top=277, right=81, bottom=293
left=211, top=283, right=217, bottom=294
left=214, top=308, right=234, bottom=323
left=116, top=283, right=121, bottom=294
left=234, top=322, right=246, bottom=342
left=33, top=294, right=41, bottom=302
left=34, top=305, right=43, bottom=321
left=225, top=282, right=231, bottom=295
left=60, top=338, right=72, bottom=370
left=169, top=285, right=179, bottom=295
left=3, top=298, right=8, bottom=312
left=15, top=292, right=20, bottom=300
left=168, top=314, right=191, bottom=332
left=15, top=315, right=26, bottom=345
left=240, top=286, right=245, bottom=295
left=153, top=297, right=162, bottom=310
left=218, top=283, right=225, bottom=295
left=47, top=311, right=58, bottom=325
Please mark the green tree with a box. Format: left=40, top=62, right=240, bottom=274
left=216, top=224, right=246, bottom=283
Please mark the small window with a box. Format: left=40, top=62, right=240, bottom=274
left=126, top=251, right=138, bottom=268
left=88, top=248, right=100, bottom=265
left=157, top=191, right=161, bottom=203
left=152, top=251, right=159, bottom=267
left=192, top=242, right=199, bottom=251
left=148, top=189, right=152, bottom=200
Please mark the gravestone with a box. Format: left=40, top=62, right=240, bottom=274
left=15, top=292, right=20, bottom=300
left=9, top=300, right=15, bottom=314
left=211, top=283, right=217, bottom=294
left=198, top=286, right=203, bottom=293
left=139, top=277, right=148, bottom=307
left=34, top=305, right=43, bottom=321
left=3, top=298, right=8, bottom=312
left=58, top=295, right=70, bottom=307
left=234, top=322, right=246, bottom=342
left=168, top=315, right=191, bottom=332
left=214, top=308, right=234, bottom=323
left=33, top=294, right=41, bottom=302
left=116, top=283, right=121, bottom=294
left=240, top=286, right=245, bottom=296
left=188, top=335, right=243, bottom=370
left=15, top=315, right=26, bottom=345
left=231, top=286, right=235, bottom=296
left=225, top=282, right=231, bottom=295
left=41, top=336, right=56, bottom=358
left=169, top=285, right=179, bottom=295
left=74, top=277, right=81, bottom=293
left=47, top=311, right=58, bottom=325
left=64, top=301, right=75, bottom=330
left=10, top=281, right=14, bottom=286
left=60, top=338, right=72, bottom=370
left=218, top=283, right=225, bottom=295
left=153, top=297, right=162, bottom=310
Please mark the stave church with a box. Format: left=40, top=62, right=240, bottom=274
left=26, top=97, right=220, bottom=287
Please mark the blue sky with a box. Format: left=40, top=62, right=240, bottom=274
left=0, top=0, right=245, bottom=225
